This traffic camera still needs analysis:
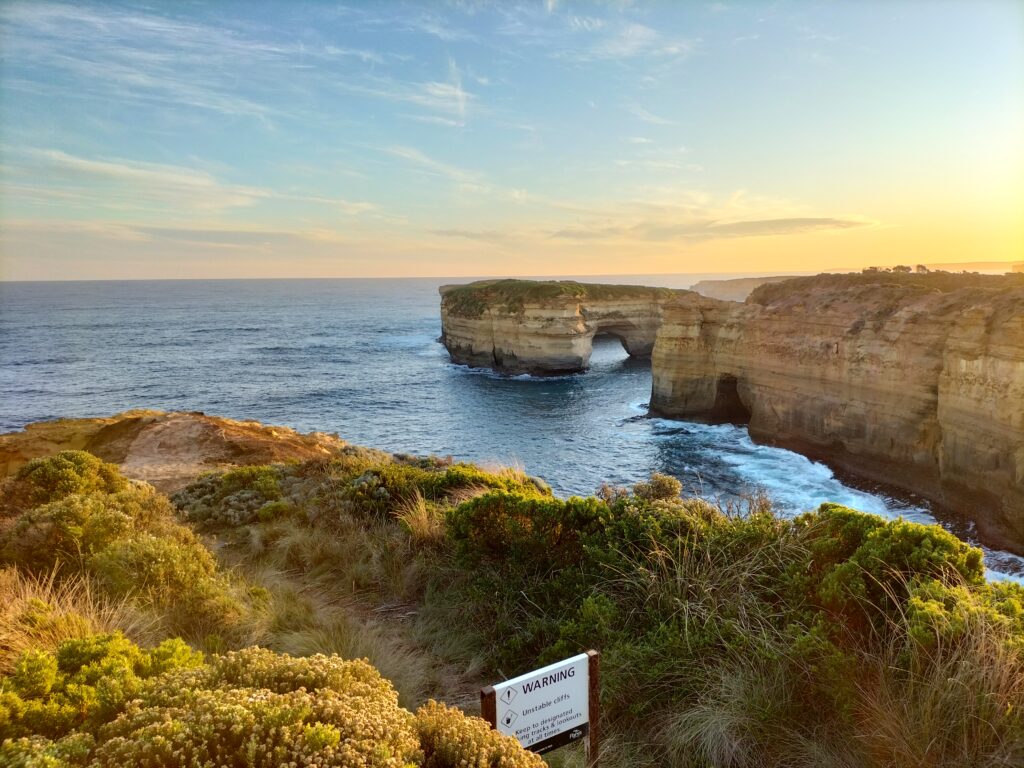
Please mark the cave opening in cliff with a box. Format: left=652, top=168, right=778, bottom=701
left=591, top=332, right=630, bottom=365
left=711, top=374, right=751, bottom=424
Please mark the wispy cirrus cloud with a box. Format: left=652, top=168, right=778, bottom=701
left=333, top=58, right=473, bottom=125
left=3, top=147, right=378, bottom=216
left=552, top=215, right=874, bottom=243
left=628, top=105, right=676, bottom=125
left=383, top=146, right=480, bottom=186
left=493, top=5, right=694, bottom=64
left=429, top=228, right=514, bottom=244
left=566, top=23, right=694, bottom=61
left=1, top=1, right=472, bottom=128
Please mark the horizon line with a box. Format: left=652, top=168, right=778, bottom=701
left=3, top=259, right=1020, bottom=284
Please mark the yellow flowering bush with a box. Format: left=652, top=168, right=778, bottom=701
left=0, top=632, right=203, bottom=741
left=1, top=641, right=543, bottom=768
left=416, top=701, right=545, bottom=768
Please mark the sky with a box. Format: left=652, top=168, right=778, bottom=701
left=1, top=0, right=1022, bottom=281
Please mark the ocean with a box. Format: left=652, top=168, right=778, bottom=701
left=2, top=276, right=1021, bottom=579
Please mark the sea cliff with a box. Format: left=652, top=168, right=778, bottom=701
left=439, top=279, right=682, bottom=374
left=650, top=272, right=1024, bottom=551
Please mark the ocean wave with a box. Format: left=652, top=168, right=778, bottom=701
left=446, top=363, right=581, bottom=382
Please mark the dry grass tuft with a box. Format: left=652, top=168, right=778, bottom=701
left=396, top=491, right=446, bottom=548
left=856, top=613, right=1024, bottom=767
left=0, top=566, right=158, bottom=672
left=445, top=483, right=495, bottom=505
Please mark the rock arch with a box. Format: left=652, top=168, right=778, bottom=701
left=439, top=280, right=682, bottom=376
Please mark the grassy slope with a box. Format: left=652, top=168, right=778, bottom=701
left=0, top=451, right=545, bottom=767
left=2, top=446, right=1023, bottom=767
left=440, top=279, right=682, bottom=318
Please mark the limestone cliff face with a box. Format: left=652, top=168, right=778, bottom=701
left=650, top=276, right=1024, bottom=550
left=0, top=410, right=345, bottom=492
left=440, top=279, right=681, bottom=374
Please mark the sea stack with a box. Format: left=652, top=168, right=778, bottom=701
left=439, top=279, right=684, bottom=375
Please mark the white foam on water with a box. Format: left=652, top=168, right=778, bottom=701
left=645, top=418, right=1024, bottom=582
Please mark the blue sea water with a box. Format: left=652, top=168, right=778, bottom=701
left=1, top=276, right=1021, bottom=579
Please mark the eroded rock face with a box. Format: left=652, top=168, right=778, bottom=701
left=439, top=279, right=682, bottom=374
left=650, top=275, right=1024, bottom=550
left=0, top=410, right=346, bottom=492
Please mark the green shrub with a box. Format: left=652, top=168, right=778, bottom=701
left=1, top=481, right=247, bottom=642
left=2, top=485, right=189, bottom=571
left=0, top=632, right=203, bottom=740
left=172, top=465, right=286, bottom=527
left=631, top=472, right=682, bottom=501
left=794, top=503, right=987, bottom=637
left=6, top=452, right=127, bottom=511
left=88, top=537, right=217, bottom=598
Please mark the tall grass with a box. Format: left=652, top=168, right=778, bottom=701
left=856, top=610, right=1024, bottom=767
left=396, top=491, right=446, bottom=548
left=0, top=566, right=158, bottom=672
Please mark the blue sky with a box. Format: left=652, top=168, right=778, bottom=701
left=1, top=0, right=1022, bottom=279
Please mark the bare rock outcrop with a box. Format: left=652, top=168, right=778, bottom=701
left=439, top=279, right=683, bottom=375
left=650, top=273, right=1024, bottom=551
left=0, top=410, right=346, bottom=492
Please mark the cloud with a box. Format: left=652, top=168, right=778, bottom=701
left=629, top=105, right=675, bottom=125
left=405, top=115, right=466, bottom=127
left=383, top=146, right=479, bottom=185
left=335, top=61, right=474, bottom=124
left=7, top=147, right=378, bottom=216
left=430, top=228, right=512, bottom=244
left=704, top=217, right=868, bottom=238
left=569, top=16, right=605, bottom=31
left=325, top=45, right=385, bottom=64
left=1, top=3, right=285, bottom=119
left=558, top=22, right=695, bottom=62
left=130, top=226, right=311, bottom=249
left=551, top=215, right=873, bottom=242
left=1, top=2, right=471, bottom=128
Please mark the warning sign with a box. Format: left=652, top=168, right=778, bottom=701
left=490, top=653, right=591, bottom=754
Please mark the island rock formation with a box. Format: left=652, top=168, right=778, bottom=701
left=0, top=410, right=345, bottom=492
left=650, top=273, right=1024, bottom=551
left=440, top=279, right=683, bottom=375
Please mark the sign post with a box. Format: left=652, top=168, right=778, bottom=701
left=481, top=650, right=599, bottom=766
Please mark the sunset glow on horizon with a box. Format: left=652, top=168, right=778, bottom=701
left=1, top=1, right=1022, bottom=281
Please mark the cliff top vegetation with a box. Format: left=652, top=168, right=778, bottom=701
left=2, top=430, right=1023, bottom=767
left=440, top=279, right=682, bottom=317
left=749, top=270, right=1024, bottom=305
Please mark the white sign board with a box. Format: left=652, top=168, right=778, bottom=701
left=492, top=653, right=590, bottom=753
